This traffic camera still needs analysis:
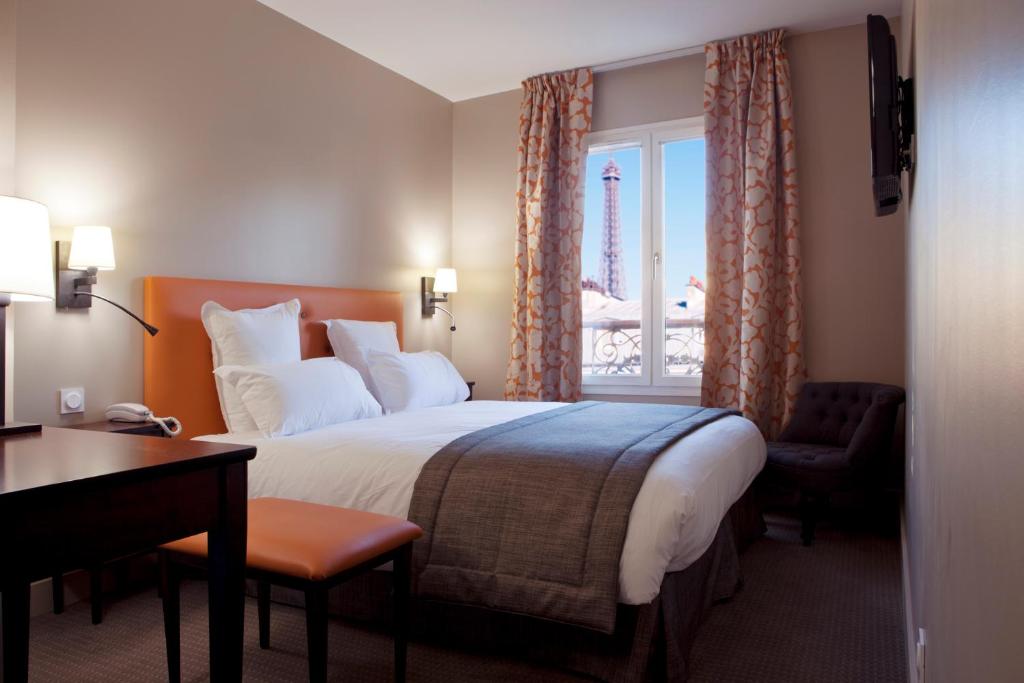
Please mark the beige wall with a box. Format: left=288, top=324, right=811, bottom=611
left=0, top=0, right=12, bottom=193
left=10, top=0, right=454, bottom=425
left=789, top=23, right=906, bottom=386
left=1, top=0, right=15, bottom=419
left=450, top=90, right=520, bottom=399
left=904, top=0, right=1024, bottom=680
left=452, top=22, right=906, bottom=400
left=592, top=53, right=705, bottom=132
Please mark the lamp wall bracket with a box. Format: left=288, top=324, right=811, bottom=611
left=421, top=276, right=449, bottom=315
left=55, top=240, right=94, bottom=309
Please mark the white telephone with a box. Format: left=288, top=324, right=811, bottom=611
left=105, top=403, right=182, bottom=437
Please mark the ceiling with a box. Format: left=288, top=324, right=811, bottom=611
left=257, top=0, right=900, bottom=102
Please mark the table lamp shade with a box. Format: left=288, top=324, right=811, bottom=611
left=0, top=196, right=54, bottom=301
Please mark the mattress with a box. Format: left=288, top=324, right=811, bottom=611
left=196, top=400, right=765, bottom=605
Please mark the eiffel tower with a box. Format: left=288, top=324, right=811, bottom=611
left=598, top=158, right=627, bottom=300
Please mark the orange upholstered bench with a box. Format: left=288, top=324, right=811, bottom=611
left=158, top=497, right=422, bottom=683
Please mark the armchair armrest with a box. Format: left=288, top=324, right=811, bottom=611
left=845, top=386, right=905, bottom=469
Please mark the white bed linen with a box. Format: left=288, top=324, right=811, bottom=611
left=196, top=400, right=766, bottom=605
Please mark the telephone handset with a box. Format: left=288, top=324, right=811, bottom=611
left=105, top=403, right=182, bottom=437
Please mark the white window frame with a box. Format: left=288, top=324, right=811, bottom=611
left=581, top=116, right=705, bottom=397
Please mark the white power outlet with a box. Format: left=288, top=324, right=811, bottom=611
left=60, top=387, right=85, bottom=415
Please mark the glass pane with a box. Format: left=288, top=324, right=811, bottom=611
left=581, top=145, right=643, bottom=377
left=662, top=138, right=706, bottom=376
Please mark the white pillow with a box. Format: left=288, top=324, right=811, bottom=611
left=214, top=357, right=382, bottom=438
left=322, top=319, right=400, bottom=402
left=201, top=299, right=301, bottom=432
left=366, top=350, right=469, bottom=413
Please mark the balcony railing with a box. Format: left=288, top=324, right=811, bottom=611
left=582, top=318, right=705, bottom=376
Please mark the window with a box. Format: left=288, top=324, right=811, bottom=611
left=580, top=118, right=706, bottom=395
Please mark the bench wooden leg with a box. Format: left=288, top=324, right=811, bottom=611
left=394, top=544, right=411, bottom=683
left=90, top=566, right=104, bottom=625
left=160, top=551, right=181, bottom=683
left=52, top=571, right=65, bottom=614
left=258, top=579, right=271, bottom=649
left=305, top=586, right=328, bottom=683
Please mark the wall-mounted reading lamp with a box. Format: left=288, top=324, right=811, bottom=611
left=421, top=267, right=457, bottom=331
left=55, top=226, right=159, bottom=336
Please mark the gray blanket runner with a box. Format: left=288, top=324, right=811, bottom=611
left=408, top=401, right=739, bottom=632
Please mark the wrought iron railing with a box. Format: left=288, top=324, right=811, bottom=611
left=582, top=319, right=704, bottom=376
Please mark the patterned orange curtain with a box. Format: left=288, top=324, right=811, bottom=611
left=505, top=68, right=593, bottom=402
left=701, top=30, right=805, bottom=437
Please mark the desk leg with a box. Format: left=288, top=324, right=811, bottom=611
left=90, top=566, right=104, bottom=625
left=2, top=581, right=30, bottom=682
left=51, top=572, right=64, bottom=614
left=207, top=462, right=247, bottom=682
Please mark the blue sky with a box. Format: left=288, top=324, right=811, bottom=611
left=582, top=138, right=705, bottom=299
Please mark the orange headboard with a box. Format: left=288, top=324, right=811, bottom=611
left=144, top=276, right=403, bottom=439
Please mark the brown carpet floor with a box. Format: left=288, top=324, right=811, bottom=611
left=25, top=513, right=906, bottom=682
left=688, top=513, right=907, bottom=683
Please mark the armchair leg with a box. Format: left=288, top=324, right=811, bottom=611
left=800, top=493, right=818, bottom=546
left=800, top=493, right=831, bottom=546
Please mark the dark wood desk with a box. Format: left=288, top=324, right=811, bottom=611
left=0, top=427, right=256, bottom=682
left=56, top=421, right=169, bottom=623
left=68, top=419, right=170, bottom=438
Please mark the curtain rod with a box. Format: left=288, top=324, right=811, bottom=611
left=591, top=44, right=704, bottom=74
left=588, top=24, right=795, bottom=75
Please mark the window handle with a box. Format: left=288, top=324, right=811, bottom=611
left=653, top=252, right=661, bottom=282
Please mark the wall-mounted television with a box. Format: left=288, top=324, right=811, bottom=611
left=867, top=14, right=914, bottom=216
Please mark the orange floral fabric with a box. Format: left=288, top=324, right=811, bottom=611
left=701, top=30, right=805, bottom=437
left=505, top=68, right=594, bottom=402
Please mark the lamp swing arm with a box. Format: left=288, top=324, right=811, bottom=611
left=434, top=304, right=456, bottom=332
left=72, top=291, right=160, bottom=336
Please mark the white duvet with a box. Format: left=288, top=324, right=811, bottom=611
left=196, top=400, right=765, bottom=605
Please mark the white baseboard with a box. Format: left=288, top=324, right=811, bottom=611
left=29, top=571, right=89, bottom=618
left=901, top=504, right=918, bottom=683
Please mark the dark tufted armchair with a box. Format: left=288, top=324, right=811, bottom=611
left=765, top=382, right=905, bottom=545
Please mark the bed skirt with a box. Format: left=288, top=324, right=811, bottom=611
left=256, top=487, right=765, bottom=682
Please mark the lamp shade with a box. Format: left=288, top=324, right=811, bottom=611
left=0, top=196, right=55, bottom=301
left=433, top=267, right=458, bottom=294
left=68, top=225, right=116, bottom=270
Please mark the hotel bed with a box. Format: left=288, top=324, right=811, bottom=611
left=196, top=399, right=765, bottom=606
left=142, top=275, right=767, bottom=682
